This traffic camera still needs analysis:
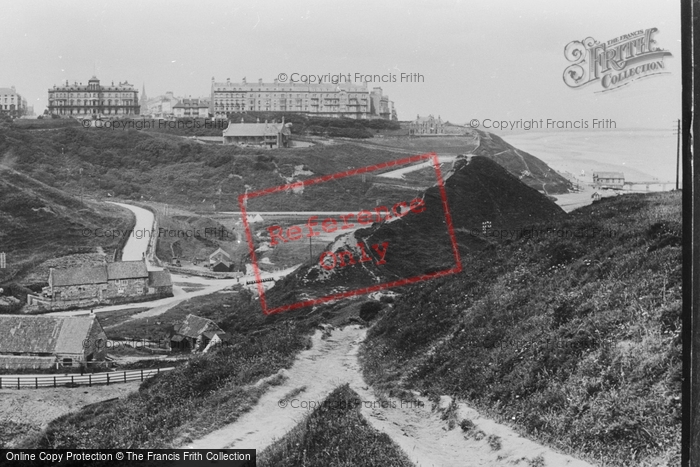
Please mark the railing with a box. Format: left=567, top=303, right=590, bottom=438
left=0, top=367, right=175, bottom=389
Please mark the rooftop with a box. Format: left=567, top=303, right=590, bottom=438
left=593, top=172, right=625, bottom=178
left=107, top=260, right=149, bottom=280
left=174, top=314, right=224, bottom=339
left=223, top=122, right=290, bottom=137
left=0, top=315, right=102, bottom=355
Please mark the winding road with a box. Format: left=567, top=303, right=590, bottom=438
left=48, top=202, right=301, bottom=319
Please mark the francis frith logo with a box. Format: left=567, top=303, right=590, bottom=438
left=563, top=27, right=672, bottom=92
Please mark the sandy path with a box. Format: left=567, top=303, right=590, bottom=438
left=186, top=326, right=365, bottom=449
left=378, top=156, right=457, bottom=179
left=183, top=325, right=596, bottom=466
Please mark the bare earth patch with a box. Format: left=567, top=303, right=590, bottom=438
left=0, top=382, right=140, bottom=447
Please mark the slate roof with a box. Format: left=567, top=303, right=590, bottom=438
left=174, top=314, right=223, bottom=339
left=0, top=315, right=102, bottom=355
left=209, top=248, right=231, bottom=260
left=106, top=261, right=148, bottom=280
left=51, top=260, right=148, bottom=287
left=223, top=122, right=288, bottom=137
left=202, top=330, right=222, bottom=339
left=148, top=270, right=172, bottom=288
left=0, top=355, right=57, bottom=368
left=51, top=265, right=108, bottom=287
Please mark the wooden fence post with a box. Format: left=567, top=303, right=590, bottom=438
left=106, top=374, right=109, bottom=386
left=141, top=369, right=144, bottom=381
left=53, top=376, right=56, bottom=388
left=35, top=378, right=38, bottom=389
left=89, top=374, right=92, bottom=387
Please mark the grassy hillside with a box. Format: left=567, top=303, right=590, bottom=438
left=258, top=384, right=414, bottom=467
left=0, top=166, right=134, bottom=287
left=360, top=191, right=681, bottom=466
left=2, top=122, right=571, bottom=213
left=137, top=114, right=400, bottom=138
left=0, top=123, right=421, bottom=213
left=266, top=156, right=565, bottom=310
left=19, top=289, right=328, bottom=449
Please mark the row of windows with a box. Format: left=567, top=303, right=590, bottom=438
left=52, top=108, right=136, bottom=114
left=50, top=101, right=136, bottom=106
left=51, top=92, right=135, bottom=98
left=214, top=92, right=366, bottom=99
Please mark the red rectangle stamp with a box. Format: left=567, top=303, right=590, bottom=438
left=239, top=152, right=462, bottom=315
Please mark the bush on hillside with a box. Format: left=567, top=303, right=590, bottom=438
left=359, top=301, right=383, bottom=321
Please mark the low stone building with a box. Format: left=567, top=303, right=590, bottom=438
left=148, top=270, right=174, bottom=296
left=45, top=260, right=149, bottom=302
left=0, top=315, right=107, bottom=369
left=105, top=260, right=150, bottom=298
left=27, top=259, right=173, bottom=310
left=170, top=314, right=226, bottom=352
left=223, top=119, right=291, bottom=148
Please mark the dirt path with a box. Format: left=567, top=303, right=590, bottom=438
left=185, top=326, right=366, bottom=449
left=184, top=325, right=596, bottom=467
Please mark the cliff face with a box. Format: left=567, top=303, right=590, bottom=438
left=473, top=130, right=572, bottom=195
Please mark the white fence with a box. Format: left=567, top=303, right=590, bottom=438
left=0, top=367, right=175, bottom=389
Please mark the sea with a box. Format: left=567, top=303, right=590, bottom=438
left=500, top=129, right=677, bottom=189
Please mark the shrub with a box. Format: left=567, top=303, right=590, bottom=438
left=359, top=301, right=383, bottom=321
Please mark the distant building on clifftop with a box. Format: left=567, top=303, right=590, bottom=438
left=409, top=114, right=445, bottom=136
left=48, top=76, right=139, bottom=118
left=222, top=118, right=291, bottom=149
left=210, top=77, right=396, bottom=120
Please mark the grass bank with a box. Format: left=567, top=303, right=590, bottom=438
left=361, top=191, right=681, bottom=466
left=258, top=384, right=413, bottom=467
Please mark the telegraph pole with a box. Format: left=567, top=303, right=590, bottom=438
left=676, top=118, right=681, bottom=190
left=682, top=1, right=696, bottom=464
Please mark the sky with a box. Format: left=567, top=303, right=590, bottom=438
left=0, top=0, right=682, bottom=129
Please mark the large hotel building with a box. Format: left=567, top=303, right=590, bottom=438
left=210, top=77, right=395, bottom=120
left=48, top=76, right=139, bottom=117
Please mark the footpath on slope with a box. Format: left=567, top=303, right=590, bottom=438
left=183, top=325, right=596, bottom=467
